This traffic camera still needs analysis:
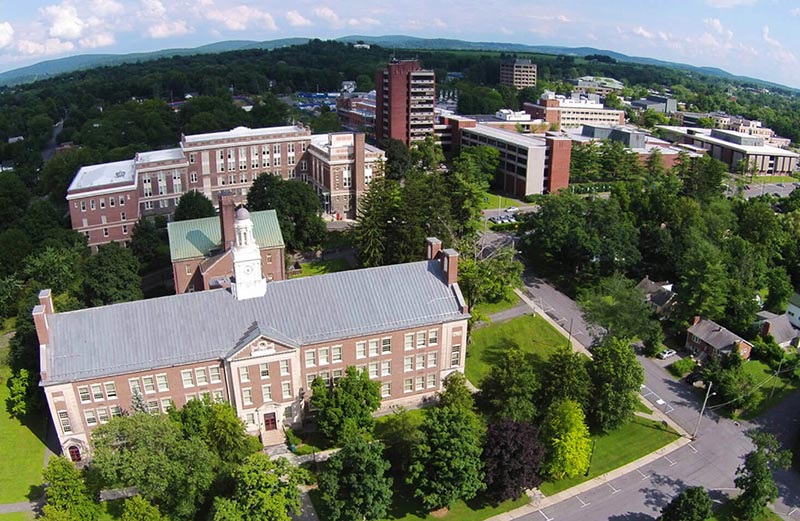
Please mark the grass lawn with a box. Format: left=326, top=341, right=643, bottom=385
left=539, top=417, right=679, bottom=496
left=295, top=258, right=352, bottom=278
left=634, top=400, right=653, bottom=415
left=310, top=487, right=529, bottom=521
left=0, top=338, right=47, bottom=505
left=737, top=360, right=798, bottom=420
left=745, top=175, right=798, bottom=184
left=465, top=315, right=568, bottom=387
left=481, top=191, right=526, bottom=211
left=471, top=294, right=522, bottom=317
left=0, top=514, right=34, bottom=521
left=374, top=408, right=426, bottom=438
left=709, top=501, right=782, bottom=521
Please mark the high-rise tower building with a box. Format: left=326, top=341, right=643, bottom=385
left=375, top=59, right=436, bottom=146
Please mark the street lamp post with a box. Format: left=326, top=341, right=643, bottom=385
left=692, top=381, right=714, bottom=440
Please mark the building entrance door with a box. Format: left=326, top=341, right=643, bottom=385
left=68, top=445, right=82, bottom=462
left=263, top=412, right=277, bottom=431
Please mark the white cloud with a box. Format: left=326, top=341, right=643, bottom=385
left=313, top=7, right=341, bottom=27
left=0, top=22, right=14, bottom=49
left=762, top=25, right=779, bottom=46
left=140, top=0, right=166, bottom=19
left=761, top=25, right=797, bottom=66
left=286, top=10, right=312, bottom=27
left=89, top=0, right=124, bottom=17
left=206, top=6, right=277, bottom=31
left=41, top=2, right=86, bottom=40
left=16, top=37, right=75, bottom=56
left=705, top=0, right=758, bottom=7
left=632, top=26, right=654, bottom=39
left=347, top=17, right=381, bottom=27
left=703, top=18, right=723, bottom=34
left=79, top=32, right=115, bottom=48
left=148, top=20, right=191, bottom=38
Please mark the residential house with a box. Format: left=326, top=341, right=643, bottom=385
left=636, top=276, right=676, bottom=317
left=754, top=311, right=800, bottom=349
left=686, top=317, right=752, bottom=360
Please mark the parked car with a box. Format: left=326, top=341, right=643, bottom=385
left=506, top=206, right=520, bottom=213
left=657, top=348, right=677, bottom=360
left=685, top=372, right=702, bottom=385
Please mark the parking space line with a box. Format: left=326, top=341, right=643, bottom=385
left=538, top=508, right=555, bottom=521
left=607, top=482, right=621, bottom=494
left=636, top=469, right=651, bottom=481
left=663, top=454, right=677, bottom=466
left=688, top=444, right=698, bottom=454
left=576, top=496, right=591, bottom=508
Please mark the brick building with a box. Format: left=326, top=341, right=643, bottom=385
left=375, top=59, right=436, bottom=146
left=67, top=125, right=383, bottom=251
left=524, top=92, right=625, bottom=130
left=36, top=237, right=469, bottom=462
left=499, top=59, right=537, bottom=90
left=167, top=193, right=286, bottom=294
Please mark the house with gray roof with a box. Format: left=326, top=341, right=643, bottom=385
left=755, top=310, right=800, bottom=349
left=636, top=276, right=676, bottom=317
left=34, top=235, right=469, bottom=463
left=686, top=316, right=752, bottom=360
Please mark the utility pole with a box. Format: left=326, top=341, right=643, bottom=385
left=770, top=357, right=785, bottom=400
left=692, top=381, right=713, bottom=440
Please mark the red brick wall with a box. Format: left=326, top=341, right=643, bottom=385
left=546, top=138, right=572, bottom=193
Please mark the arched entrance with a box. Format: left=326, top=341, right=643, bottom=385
left=68, top=445, right=81, bottom=462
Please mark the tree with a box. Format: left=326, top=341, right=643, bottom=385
left=310, top=366, right=381, bottom=444
left=352, top=177, right=401, bottom=267
left=588, top=337, right=644, bottom=432
left=91, top=413, right=217, bottom=520
left=378, top=138, right=412, bottom=180
left=438, top=371, right=476, bottom=412
left=482, top=420, right=545, bottom=503
left=7, top=368, right=35, bottom=418
left=764, top=267, right=793, bottom=313
left=247, top=174, right=326, bottom=251
left=377, top=407, right=422, bottom=475
left=23, top=247, right=84, bottom=296
left=223, top=454, right=306, bottom=521
left=318, top=434, right=393, bottom=521
left=408, top=405, right=485, bottom=511
left=120, top=496, right=165, bottom=521
left=206, top=402, right=262, bottom=465
left=84, top=242, right=142, bottom=306
left=41, top=456, right=101, bottom=521
left=458, top=242, right=523, bottom=311
left=478, top=348, right=539, bottom=423
left=734, top=431, right=792, bottom=521
left=538, top=346, right=591, bottom=413
left=173, top=190, right=216, bottom=221
left=578, top=273, right=660, bottom=341
left=659, top=487, right=712, bottom=521
left=540, top=399, right=592, bottom=480
left=129, top=217, right=163, bottom=268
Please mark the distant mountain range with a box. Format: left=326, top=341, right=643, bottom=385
left=0, top=34, right=792, bottom=91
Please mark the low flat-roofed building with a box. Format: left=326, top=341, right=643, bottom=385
left=565, top=125, right=695, bottom=170
left=631, top=95, right=677, bottom=114
left=572, top=76, right=624, bottom=97
left=524, top=91, right=625, bottom=130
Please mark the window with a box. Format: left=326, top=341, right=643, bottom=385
left=259, top=363, right=269, bottom=378
left=58, top=411, right=72, bottom=433
left=196, top=368, right=208, bottom=385
left=273, top=144, right=281, bottom=155
left=262, top=385, right=272, bottom=402
left=242, top=388, right=253, bottom=406
left=245, top=413, right=255, bottom=426
left=342, top=167, right=352, bottom=188
left=181, top=370, right=194, bottom=387
left=78, top=386, right=91, bottom=403
left=90, top=199, right=96, bottom=210
left=332, top=345, right=342, bottom=362
left=239, top=366, right=250, bottom=383
left=404, top=333, right=414, bottom=350
left=381, top=360, right=391, bottom=376
left=209, top=367, right=222, bottom=383
left=122, top=225, right=128, bottom=235
left=333, top=369, right=343, bottom=381
left=428, top=352, right=437, bottom=367
left=427, top=374, right=436, bottom=388
left=319, top=347, right=329, bottom=365
left=280, top=360, right=289, bottom=376
left=129, top=378, right=142, bottom=394
left=185, top=393, right=197, bottom=402
left=160, top=399, right=172, bottom=413
left=266, top=253, right=272, bottom=264
left=190, top=172, right=198, bottom=183
left=300, top=160, right=307, bottom=172
left=281, top=382, right=292, bottom=399
left=156, top=374, right=169, bottom=391
left=368, top=362, right=379, bottom=378
left=144, top=201, right=153, bottom=210
left=85, top=410, right=97, bottom=426
left=369, top=339, right=379, bottom=357
left=381, top=383, right=391, bottom=397
left=356, top=341, right=366, bottom=359
left=305, top=350, right=317, bottom=367
left=80, top=201, right=86, bottom=212
left=148, top=400, right=159, bottom=414
left=142, top=376, right=155, bottom=394
left=416, top=331, right=426, bottom=348
left=451, top=344, right=461, bottom=368
left=104, top=382, right=117, bottom=399
left=109, top=197, right=115, bottom=208
left=103, top=228, right=109, bottom=238
left=320, top=371, right=330, bottom=384
left=213, top=390, right=224, bottom=402
left=415, top=376, right=424, bottom=391
left=189, top=153, right=195, bottom=164
left=119, top=196, right=125, bottom=206
left=404, top=356, right=413, bottom=372
left=99, top=198, right=105, bottom=209
left=404, top=379, right=413, bottom=393
left=382, top=337, right=391, bottom=353
left=97, top=407, right=110, bottom=423
left=200, top=391, right=211, bottom=402
left=416, top=354, right=425, bottom=370
left=306, top=374, right=317, bottom=388
left=111, top=405, right=123, bottom=417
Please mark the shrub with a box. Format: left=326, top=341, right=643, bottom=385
left=668, top=357, right=697, bottom=378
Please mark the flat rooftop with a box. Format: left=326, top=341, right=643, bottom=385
left=463, top=124, right=548, bottom=148
left=67, top=159, right=136, bottom=193
left=135, top=148, right=185, bottom=164
left=658, top=126, right=799, bottom=157
left=183, top=125, right=307, bottom=144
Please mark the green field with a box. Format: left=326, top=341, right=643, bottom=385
left=471, top=294, right=522, bottom=317
left=634, top=400, right=653, bottom=415
left=0, top=337, right=47, bottom=504
left=743, top=175, right=798, bottom=184
left=295, top=258, right=353, bottom=278
left=539, top=417, right=680, bottom=495
left=0, top=513, right=34, bottom=521
left=465, top=315, right=568, bottom=386
left=481, top=191, right=526, bottom=211
left=738, top=360, right=798, bottom=420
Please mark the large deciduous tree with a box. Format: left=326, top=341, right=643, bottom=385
left=221, top=454, right=306, bottom=521
left=482, top=419, right=545, bottom=503
left=120, top=496, right=165, bottom=521
left=408, top=405, right=485, bottom=511
left=538, top=346, right=591, bottom=414
left=578, top=273, right=660, bottom=341
left=84, top=241, right=142, bottom=306
left=734, top=431, right=792, bottom=521
left=310, top=366, right=381, bottom=444
left=540, top=399, right=592, bottom=480
left=173, top=190, right=216, bottom=221
left=318, top=434, right=393, bottom=521
left=588, top=337, right=644, bottom=432
left=41, top=456, right=101, bottom=521
left=659, top=487, right=712, bottom=521
left=478, top=348, right=539, bottom=423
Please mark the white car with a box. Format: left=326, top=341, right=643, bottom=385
left=657, top=349, right=677, bottom=360
left=506, top=206, right=520, bottom=213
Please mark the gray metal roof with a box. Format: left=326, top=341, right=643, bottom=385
left=46, top=260, right=467, bottom=384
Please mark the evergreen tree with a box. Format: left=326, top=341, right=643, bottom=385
left=41, top=456, right=101, bottom=521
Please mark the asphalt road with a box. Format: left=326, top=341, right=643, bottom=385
left=725, top=181, right=799, bottom=199
left=519, top=275, right=800, bottom=520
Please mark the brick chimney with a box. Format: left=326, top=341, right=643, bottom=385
left=692, top=316, right=702, bottom=326
left=760, top=320, right=772, bottom=338
left=218, top=191, right=236, bottom=251
left=33, top=289, right=53, bottom=382
left=425, top=237, right=442, bottom=260
left=441, top=249, right=459, bottom=286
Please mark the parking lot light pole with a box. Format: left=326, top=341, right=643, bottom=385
left=692, top=381, right=714, bottom=441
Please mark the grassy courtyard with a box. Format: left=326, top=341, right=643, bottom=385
left=295, top=258, right=353, bottom=278
left=481, top=191, right=526, bottom=211
left=465, top=314, right=568, bottom=386
left=471, top=294, right=522, bottom=317
left=738, top=360, right=798, bottom=420
left=0, top=337, right=47, bottom=505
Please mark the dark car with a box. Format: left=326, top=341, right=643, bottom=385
left=685, top=372, right=702, bottom=385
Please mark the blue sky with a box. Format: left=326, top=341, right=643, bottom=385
left=0, top=0, right=799, bottom=87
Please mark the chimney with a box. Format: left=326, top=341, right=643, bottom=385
left=441, top=248, right=459, bottom=286
left=39, top=288, right=53, bottom=314
left=425, top=237, right=442, bottom=260
left=760, top=320, right=772, bottom=338
left=218, top=191, right=236, bottom=251
left=692, top=316, right=701, bottom=326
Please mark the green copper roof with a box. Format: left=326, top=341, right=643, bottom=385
left=167, top=210, right=284, bottom=262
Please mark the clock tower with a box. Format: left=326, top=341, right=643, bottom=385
left=231, top=207, right=267, bottom=300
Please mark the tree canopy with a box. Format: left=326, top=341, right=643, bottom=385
left=310, top=365, right=381, bottom=444
left=173, top=190, right=216, bottom=221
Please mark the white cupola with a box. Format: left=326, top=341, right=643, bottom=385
left=231, top=207, right=267, bottom=300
